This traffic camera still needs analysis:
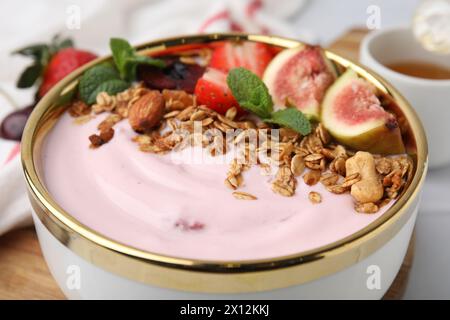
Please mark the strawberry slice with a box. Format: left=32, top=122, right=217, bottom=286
left=194, top=68, right=241, bottom=115
left=209, top=42, right=273, bottom=77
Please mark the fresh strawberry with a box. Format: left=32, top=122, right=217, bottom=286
left=1, top=36, right=97, bottom=142
left=194, top=68, right=242, bottom=115
left=38, top=48, right=97, bottom=97
left=209, top=42, right=274, bottom=77
left=14, top=35, right=97, bottom=99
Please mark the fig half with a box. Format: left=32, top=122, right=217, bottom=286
left=263, top=45, right=337, bottom=119
left=321, top=69, right=405, bottom=155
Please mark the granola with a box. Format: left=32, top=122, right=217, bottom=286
left=308, top=191, right=322, bottom=204
left=232, top=191, right=258, bottom=200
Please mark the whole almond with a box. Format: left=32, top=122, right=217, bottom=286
left=128, top=91, right=164, bottom=132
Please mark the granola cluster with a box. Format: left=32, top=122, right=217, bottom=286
left=67, top=84, right=412, bottom=214
left=224, top=120, right=411, bottom=213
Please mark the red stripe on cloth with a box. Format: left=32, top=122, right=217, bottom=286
left=4, top=143, right=20, bottom=165
left=198, top=10, right=230, bottom=32
left=246, top=0, right=263, bottom=17
left=230, top=21, right=244, bottom=32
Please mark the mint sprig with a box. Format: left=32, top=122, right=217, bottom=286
left=265, top=108, right=312, bottom=135
left=110, top=38, right=165, bottom=82
left=226, top=67, right=273, bottom=119
left=79, top=38, right=165, bottom=104
left=226, top=68, right=312, bottom=135
left=79, top=64, right=121, bottom=104
left=79, top=63, right=129, bottom=104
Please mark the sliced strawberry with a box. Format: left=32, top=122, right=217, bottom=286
left=151, top=43, right=207, bottom=57
left=208, top=43, right=230, bottom=73
left=38, top=48, right=97, bottom=97
left=194, top=68, right=242, bottom=115
left=209, top=42, right=273, bottom=77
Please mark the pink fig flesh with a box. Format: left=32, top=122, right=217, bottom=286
left=263, top=45, right=336, bottom=119
left=322, top=69, right=405, bottom=155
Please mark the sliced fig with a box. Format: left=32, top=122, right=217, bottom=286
left=321, top=69, right=405, bottom=155
left=263, top=45, right=337, bottom=119
left=137, top=57, right=205, bottom=94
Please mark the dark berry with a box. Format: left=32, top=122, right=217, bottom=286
left=0, top=105, right=34, bottom=141
left=137, top=57, right=205, bottom=94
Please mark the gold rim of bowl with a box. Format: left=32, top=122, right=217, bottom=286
left=21, top=33, right=428, bottom=293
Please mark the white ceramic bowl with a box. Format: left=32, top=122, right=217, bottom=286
left=22, top=34, right=428, bottom=300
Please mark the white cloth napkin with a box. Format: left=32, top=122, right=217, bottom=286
left=0, top=0, right=312, bottom=235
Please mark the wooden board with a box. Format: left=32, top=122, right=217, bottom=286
left=0, top=28, right=413, bottom=300
left=0, top=227, right=64, bottom=299
left=328, top=28, right=369, bottom=61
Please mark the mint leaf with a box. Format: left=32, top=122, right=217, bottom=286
left=227, top=67, right=273, bottom=119
left=126, top=55, right=165, bottom=68
left=225, top=68, right=312, bottom=135
left=79, top=65, right=120, bottom=104
left=87, top=79, right=130, bottom=105
left=110, top=38, right=165, bottom=81
left=265, top=108, right=312, bottom=135
left=78, top=38, right=164, bottom=104
left=110, top=38, right=134, bottom=80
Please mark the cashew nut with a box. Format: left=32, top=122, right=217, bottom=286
left=345, top=151, right=383, bottom=204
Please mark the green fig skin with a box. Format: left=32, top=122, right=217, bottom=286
left=321, top=69, right=405, bottom=155
left=331, top=122, right=405, bottom=155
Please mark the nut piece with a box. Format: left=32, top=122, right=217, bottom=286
left=330, top=156, right=346, bottom=176
left=346, top=151, right=384, bottom=204
left=225, top=174, right=243, bottom=190
left=320, top=172, right=339, bottom=187
left=128, top=91, right=165, bottom=132
left=162, top=89, right=195, bottom=110
left=327, top=184, right=347, bottom=194
left=376, top=157, right=392, bottom=175
left=290, top=154, right=305, bottom=176
left=89, top=128, right=115, bottom=148
left=303, top=170, right=321, bottom=186
left=308, top=191, right=322, bottom=204
left=225, top=107, right=238, bottom=121
left=68, top=100, right=91, bottom=117
left=341, top=172, right=361, bottom=188
left=98, top=114, right=122, bottom=132
left=272, top=166, right=296, bottom=197
left=355, top=202, right=379, bottom=214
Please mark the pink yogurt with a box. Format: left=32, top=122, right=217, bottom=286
left=41, top=112, right=390, bottom=260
